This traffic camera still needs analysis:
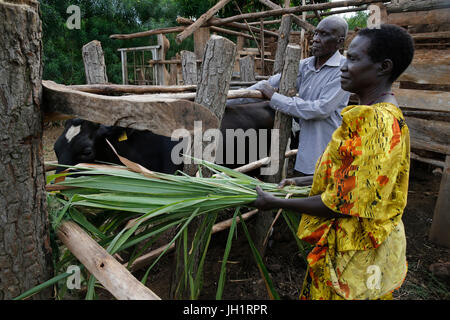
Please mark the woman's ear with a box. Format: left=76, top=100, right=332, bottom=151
left=378, top=59, right=393, bottom=78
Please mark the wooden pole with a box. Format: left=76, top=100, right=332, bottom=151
left=82, top=40, right=108, bottom=84
left=218, top=0, right=390, bottom=24
left=57, top=221, right=161, bottom=300
left=429, top=155, right=450, bottom=248
left=254, top=43, right=301, bottom=257
left=273, top=15, right=293, bottom=74
left=176, top=0, right=232, bottom=44
left=181, top=51, right=198, bottom=85
left=239, top=56, right=256, bottom=82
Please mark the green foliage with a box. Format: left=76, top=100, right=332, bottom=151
left=345, top=11, right=369, bottom=30
left=40, top=0, right=186, bottom=85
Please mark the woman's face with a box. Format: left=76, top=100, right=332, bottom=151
left=340, top=35, right=379, bottom=94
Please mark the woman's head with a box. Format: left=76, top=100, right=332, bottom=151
left=340, top=24, right=414, bottom=94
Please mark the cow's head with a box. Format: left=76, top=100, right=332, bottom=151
left=53, top=118, right=103, bottom=173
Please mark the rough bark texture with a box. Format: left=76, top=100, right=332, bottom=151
left=82, top=40, right=108, bottom=84
left=239, top=55, right=256, bottom=82
left=273, top=15, right=293, bottom=74
left=42, top=81, right=219, bottom=139
left=194, top=35, right=237, bottom=121
left=181, top=50, right=198, bottom=85
left=0, top=0, right=53, bottom=299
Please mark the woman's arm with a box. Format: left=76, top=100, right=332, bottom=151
left=252, top=186, right=349, bottom=219
left=278, top=176, right=314, bottom=187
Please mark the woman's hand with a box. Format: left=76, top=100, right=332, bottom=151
left=278, top=178, right=297, bottom=188
left=251, top=186, right=279, bottom=210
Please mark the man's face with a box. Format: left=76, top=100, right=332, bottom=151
left=310, top=19, right=342, bottom=58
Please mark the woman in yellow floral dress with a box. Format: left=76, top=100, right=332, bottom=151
left=253, top=24, right=415, bottom=300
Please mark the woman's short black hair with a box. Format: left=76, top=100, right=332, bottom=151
left=358, top=24, right=414, bottom=82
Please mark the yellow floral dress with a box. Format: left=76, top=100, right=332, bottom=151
left=297, top=103, right=410, bottom=300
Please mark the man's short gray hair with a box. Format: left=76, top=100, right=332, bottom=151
left=321, top=15, right=348, bottom=39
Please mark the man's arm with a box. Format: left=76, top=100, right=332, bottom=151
left=269, top=75, right=350, bottom=120
left=226, top=74, right=281, bottom=106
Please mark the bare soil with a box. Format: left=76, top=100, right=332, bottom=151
left=43, top=125, right=450, bottom=300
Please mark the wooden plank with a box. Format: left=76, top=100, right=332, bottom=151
left=57, top=221, right=161, bottom=300
left=69, top=84, right=197, bottom=94
left=429, top=155, right=450, bottom=248
left=406, top=117, right=450, bottom=155
left=110, top=26, right=185, bottom=39
left=387, top=8, right=450, bottom=26
left=398, top=49, right=450, bottom=86
left=386, top=0, right=450, bottom=13
left=176, top=0, right=232, bottom=44
left=42, top=80, right=219, bottom=138
left=394, top=88, right=450, bottom=113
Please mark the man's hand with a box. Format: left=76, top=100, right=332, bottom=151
left=251, top=186, right=278, bottom=210
left=278, top=178, right=297, bottom=188
left=258, top=82, right=276, bottom=100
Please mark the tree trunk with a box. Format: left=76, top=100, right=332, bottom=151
left=0, top=0, right=53, bottom=299
left=171, top=35, right=236, bottom=299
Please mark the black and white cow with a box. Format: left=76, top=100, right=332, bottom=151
left=53, top=101, right=275, bottom=175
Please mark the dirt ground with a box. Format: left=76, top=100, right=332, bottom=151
left=43, top=125, right=450, bottom=300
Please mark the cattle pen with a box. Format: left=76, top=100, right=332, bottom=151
left=1, top=0, right=449, bottom=302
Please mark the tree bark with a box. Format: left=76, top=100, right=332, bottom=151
left=82, top=40, right=108, bottom=84
left=181, top=51, right=198, bottom=85
left=254, top=44, right=301, bottom=257
left=0, top=0, right=53, bottom=299
left=239, top=56, right=256, bottom=82
left=273, top=15, right=293, bottom=74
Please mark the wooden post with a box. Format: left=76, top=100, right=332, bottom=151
left=0, top=0, right=53, bottom=299
left=120, top=51, right=128, bottom=84
left=82, top=40, right=108, bottom=84
left=169, top=56, right=178, bottom=85
left=234, top=35, right=246, bottom=73
left=171, top=35, right=237, bottom=299
left=239, top=55, right=256, bottom=82
left=253, top=17, right=296, bottom=257
left=57, top=221, right=161, bottom=300
left=429, top=155, right=450, bottom=248
left=273, top=14, right=293, bottom=74
left=260, top=19, right=265, bottom=76
left=181, top=50, right=198, bottom=85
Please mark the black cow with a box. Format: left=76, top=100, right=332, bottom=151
left=53, top=101, right=275, bottom=175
